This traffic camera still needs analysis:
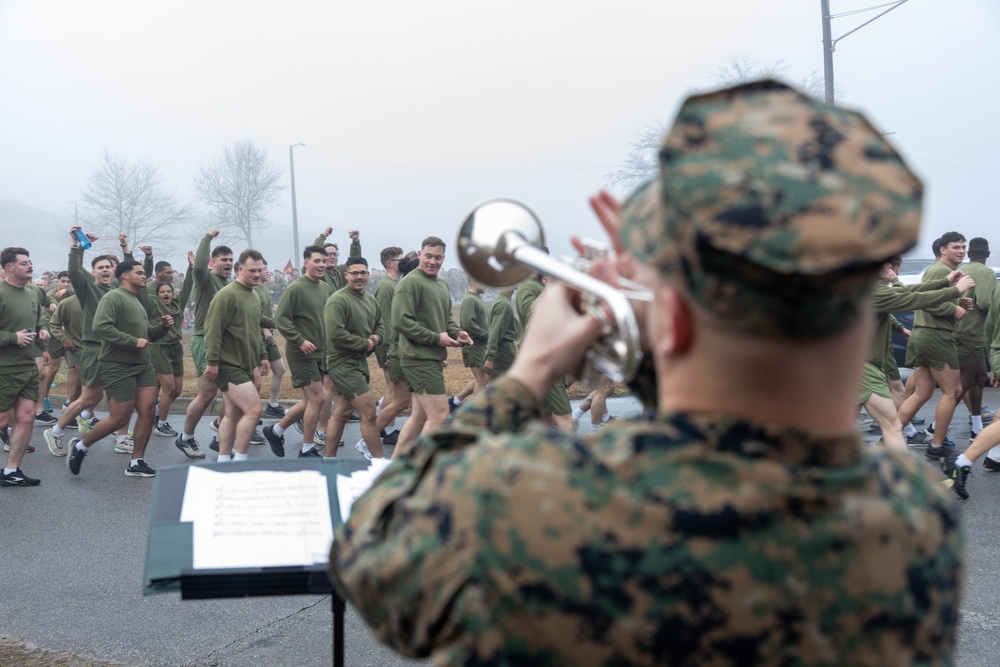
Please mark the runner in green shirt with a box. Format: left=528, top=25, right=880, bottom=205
left=484, top=289, right=518, bottom=378
left=311, top=227, right=362, bottom=293
left=954, top=237, right=997, bottom=437
left=264, top=246, right=331, bottom=458
left=0, top=246, right=51, bottom=486
left=49, top=292, right=83, bottom=413
left=176, top=229, right=233, bottom=457
left=150, top=253, right=195, bottom=442
left=67, top=260, right=173, bottom=478
left=449, top=282, right=490, bottom=412
left=391, top=236, right=471, bottom=454
left=323, top=256, right=385, bottom=459
left=202, top=249, right=270, bottom=460
left=256, top=258, right=288, bottom=420
left=373, top=246, right=405, bottom=447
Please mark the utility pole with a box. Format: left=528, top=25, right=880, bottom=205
left=289, top=143, right=305, bottom=264
left=820, top=0, right=911, bottom=106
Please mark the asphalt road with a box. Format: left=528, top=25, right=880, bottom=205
left=1, top=391, right=998, bottom=666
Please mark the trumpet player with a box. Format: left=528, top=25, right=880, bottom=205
left=328, top=81, right=961, bottom=665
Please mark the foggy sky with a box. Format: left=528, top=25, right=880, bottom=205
left=1, top=0, right=998, bottom=273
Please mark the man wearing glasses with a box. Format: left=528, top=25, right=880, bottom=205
left=323, top=257, right=384, bottom=458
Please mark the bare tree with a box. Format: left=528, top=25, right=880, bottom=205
left=79, top=149, right=193, bottom=253
left=605, top=56, right=840, bottom=194
left=193, top=140, right=284, bottom=248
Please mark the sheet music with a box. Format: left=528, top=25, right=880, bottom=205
left=180, top=467, right=334, bottom=570
left=336, top=458, right=392, bottom=523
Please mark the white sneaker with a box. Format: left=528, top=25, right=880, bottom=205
left=114, top=438, right=134, bottom=454
left=44, top=429, right=65, bottom=457
left=355, top=440, right=373, bottom=460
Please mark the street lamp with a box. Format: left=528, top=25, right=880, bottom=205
left=820, top=0, right=911, bottom=105
left=289, top=142, right=306, bottom=263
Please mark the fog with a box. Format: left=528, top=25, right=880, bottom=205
left=1, top=0, right=998, bottom=274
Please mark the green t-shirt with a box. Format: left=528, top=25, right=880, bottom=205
left=92, top=288, right=166, bottom=364
left=275, top=275, right=331, bottom=363
left=324, top=286, right=384, bottom=368
left=0, top=281, right=48, bottom=372
left=192, top=234, right=231, bottom=335
left=392, top=269, right=460, bottom=362
left=460, top=292, right=489, bottom=346
left=203, top=280, right=266, bottom=371
left=913, top=262, right=959, bottom=331
left=485, top=292, right=518, bottom=367
left=955, top=261, right=997, bottom=343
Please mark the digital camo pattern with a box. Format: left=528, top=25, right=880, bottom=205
left=329, top=377, right=963, bottom=667
left=620, top=79, right=924, bottom=339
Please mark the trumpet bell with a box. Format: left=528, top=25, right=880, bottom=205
left=457, top=199, right=545, bottom=289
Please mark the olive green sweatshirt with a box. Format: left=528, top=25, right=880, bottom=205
left=460, top=291, right=489, bottom=345
left=275, top=275, right=331, bottom=362
left=92, top=287, right=168, bottom=364
left=374, top=275, right=397, bottom=357
left=203, top=280, right=266, bottom=370
left=50, top=295, right=83, bottom=349
left=955, top=261, right=997, bottom=344
left=325, top=287, right=385, bottom=368
left=514, top=277, right=543, bottom=345
left=192, top=234, right=230, bottom=335
left=869, top=278, right=959, bottom=370
left=149, top=265, right=194, bottom=346
left=913, top=262, right=959, bottom=331
left=254, top=285, right=276, bottom=329
left=485, top=292, right=518, bottom=368
left=68, top=246, right=114, bottom=344
left=0, top=281, right=48, bottom=372
left=392, top=269, right=460, bottom=362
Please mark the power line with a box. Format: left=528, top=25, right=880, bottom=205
left=901, top=151, right=1000, bottom=175
left=303, top=148, right=616, bottom=175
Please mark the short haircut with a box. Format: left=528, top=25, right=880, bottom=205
left=211, top=245, right=233, bottom=259
left=380, top=246, right=403, bottom=268
left=324, top=243, right=340, bottom=253
left=115, top=260, right=141, bottom=279
left=931, top=237, right=942, bottom=259
left=57, top=271, right=69, bottom=279
left=91, top=255, right=113, bottom=269
left=345, top=256, right=368, bottom=269
left=421, top=236, right=446, bottom=251
left=888, top=256, right=902, bottom=271
left=0, top=247, right=28, bottom=268
left=154, top=261, right=172, bottom=274
left=938, top=232, right=965, bottom=252
left=238, top=249, right=264, bottom=265
left=304, top=245, right=326, bottom=261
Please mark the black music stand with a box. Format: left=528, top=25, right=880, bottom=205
left=143, top=458, right=369, bottom=667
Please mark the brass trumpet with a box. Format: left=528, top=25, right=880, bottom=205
left=456, top=199, right=643, bottom=385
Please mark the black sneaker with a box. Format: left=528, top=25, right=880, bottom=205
left=34, top=411, right=58, bottom=426
left=0, top=468, right=40, bottom=486
left=125, top=460, right=156, bottom=477
left=984, top=457, right=1000, bottom=472
left=209, top=436, right=219, bottom=452
left=154, top=421, right=178, bottom=437
left=347, top=410, right=362, bottom=423
left=175, top=436, right=206, bottom=459
left=209, top=418, right=220, bottom=432
left=67, top=440, right=87, bottom=475
left=940, top=456, right=971, bottom=499
left=925, top=445, right=948, bottom=461
left=263, top=425, right=285, bottom=457
left=263, top=404, right=286, bottom=419
left=298, top=447, right=322, bottom=458
left=381, top=430, right=399, bottom=446
left=448, top=399, right=460, bottom=414
left=250, top=428, right=265, bottom=446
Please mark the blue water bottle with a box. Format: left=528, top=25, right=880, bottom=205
left=72, top=229, right=92, bottom=250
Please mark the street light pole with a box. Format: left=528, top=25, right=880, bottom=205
left=820, top=0, right=911, bottom=106
left=289, top=142, right=306, bottom=265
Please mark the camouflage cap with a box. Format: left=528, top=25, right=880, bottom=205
left=621, top=79, right=923, bottom=339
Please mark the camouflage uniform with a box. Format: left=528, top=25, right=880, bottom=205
left=329, top=80, right=962, bottom=666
